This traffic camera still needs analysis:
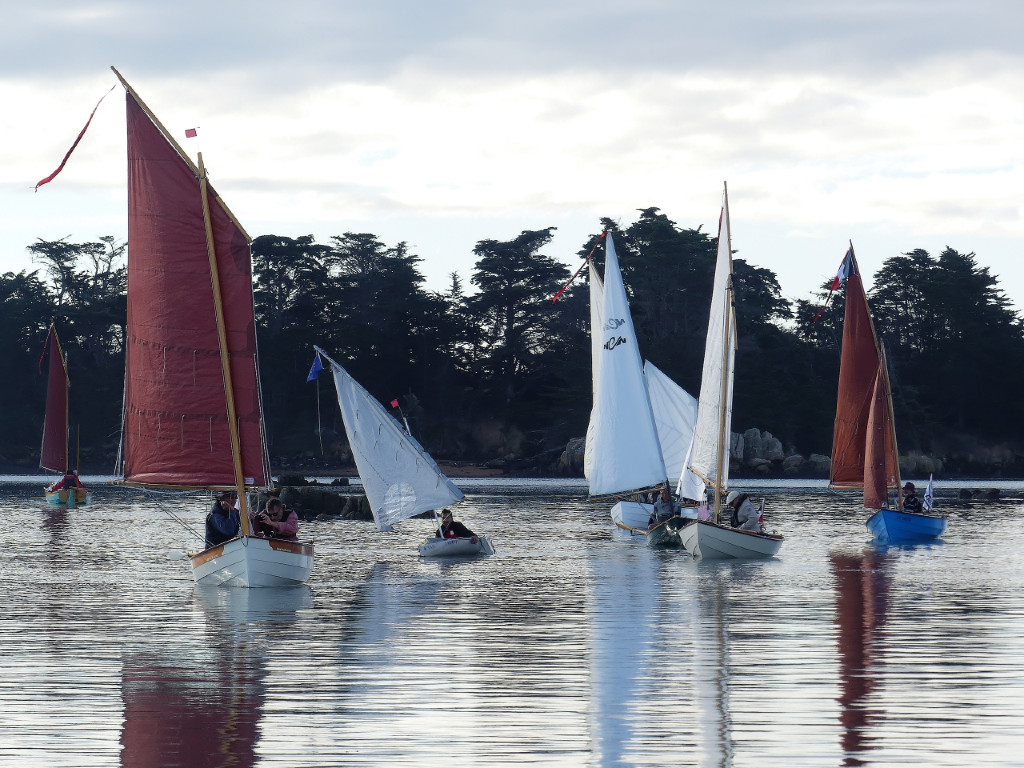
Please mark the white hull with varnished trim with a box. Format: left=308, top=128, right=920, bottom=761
left=190, top=536, right=314, bottom=587
left=679, top=520, right=782, bottom=560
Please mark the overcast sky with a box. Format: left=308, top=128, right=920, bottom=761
left=3, top=1, right=1023, bottom=310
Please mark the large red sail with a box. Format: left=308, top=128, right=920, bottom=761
left=40, top=325, right=69, bottom=473
left=122, top=90, right=269, bottom=488
left=830, top=263, right=881, bottom=489
left=830, top=251, right=899, bottom=508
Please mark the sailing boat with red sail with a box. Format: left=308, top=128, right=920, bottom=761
left=829, top=244, right=947, bottom=542
left=112, top=67, right=313, bottom=585
left=41, top=323, right=91, bottom=507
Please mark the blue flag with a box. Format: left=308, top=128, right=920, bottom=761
left=306, top=352, right=323, bottom=382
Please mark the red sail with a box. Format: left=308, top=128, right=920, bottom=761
left=863, top=365, right=898, bottom=509
left=40, top=325, right=69, bottom=473
left=830, top=266, right=881, bottom=489
left=122, top=91, right=269, bottom=488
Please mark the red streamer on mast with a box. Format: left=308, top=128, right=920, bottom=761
left=34, top=85, right=116, bottom=191
left=550, top=231, right=608, bottom=303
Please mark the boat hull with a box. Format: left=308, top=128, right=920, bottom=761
left=190, top=536, right=314, bottom=587
left=866, top=509, right=947, bottom=543
left=646, top=516, right=691, bottom=549
left=611, top=501, right=654, bottom=531
left=45, top=488, right=91, bottom=507
left=418, top=536, right=495, bottom=557
left=678, top=520, right=783, bottom=560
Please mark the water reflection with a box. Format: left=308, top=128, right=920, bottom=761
left=832, top=548, right=891, bottom=766
left=119, top=587, right=312, bottom=768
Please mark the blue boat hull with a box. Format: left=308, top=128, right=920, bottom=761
left=866, top=508, right=947, bottom=543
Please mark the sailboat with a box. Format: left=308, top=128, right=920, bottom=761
left=40, top=323, right=91, bottom=507
left=585, top=233, right=697, bottom=546
left=678, top=183, right=784, bottom=559
left=111, top=68, right=313, bottom=586
left=313, top=346, right=495, bottom=557
left=829, top=244, right=947, bottom=542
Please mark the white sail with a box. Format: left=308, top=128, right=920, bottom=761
left=688, top=185, right=737, bottom=498
left=585, top=233, right=665, bottom=497
left=583, top=260, right=605, bottom=481
left=643, top=360, right=700, bottom=498
left=317, top=348, right=464, bottom=531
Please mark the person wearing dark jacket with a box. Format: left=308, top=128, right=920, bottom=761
left=205, top=491, right=240, bottom=549
left=435, top=509, right=478, bottom=543
left=902, top=482, right=923, bottom=514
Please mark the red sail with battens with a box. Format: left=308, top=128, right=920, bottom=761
left=40, top=324, right=69, bottom=474
left=122, top=90, right=269, bottom=488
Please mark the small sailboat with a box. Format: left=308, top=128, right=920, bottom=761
left=313, top=346, right=494, bottom=557
left=829, top=244, right=947, bottom=542
left=678, top=184, right=784, bottom=559
left=585, top=233, right=697, bottom=546
left=40, top=323, right=91, bottom=507
left=111, top=68, right=313, bottom=586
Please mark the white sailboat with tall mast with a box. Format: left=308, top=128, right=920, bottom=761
left=313, top=346, right=494, bottom=557
left=678, top=184, right=783, bottom=559
left=111, top=68, right=313, bottom=586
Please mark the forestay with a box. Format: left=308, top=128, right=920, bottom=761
left=317, top=348, right=464, bottom=531
left=585, top=234, right=665, bottom=497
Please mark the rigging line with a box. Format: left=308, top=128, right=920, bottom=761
left=551, top=231, right=607, bottom=303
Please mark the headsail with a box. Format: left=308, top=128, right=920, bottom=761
left=118, top=79, right=269, bottom=488
left=829, top=245, right=900, bottom=506
left=585, top=233, right=665, bottom=497
left=40, top=324, right=69, bottom=474
left=688, top=184, right=737, bottom=508
left=316, top=347, right=464, bottom=531
left=643, top=361, right=700, bottom=496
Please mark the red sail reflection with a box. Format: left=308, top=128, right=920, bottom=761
left=832, top=549, right=891, bottom=766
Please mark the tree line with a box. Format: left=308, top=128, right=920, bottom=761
left=3, top=207, right=1023, bottom=475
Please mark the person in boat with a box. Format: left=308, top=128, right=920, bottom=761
left=205, top=491, right=240, bottom=549
left=435, top=509, right=478, bottom=543
left=253, top=497, right=299, bottom=541
left=902, top=482, right=923, bottom=514
left=726, top=490, right=761, bottom=532
left=649, top=488, right=680, bottom=527
left=50, top=472, right=85, bottom=491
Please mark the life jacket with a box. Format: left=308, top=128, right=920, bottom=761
left=730, top=494, right=749, bottom=528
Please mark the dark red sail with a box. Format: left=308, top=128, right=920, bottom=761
left=40, top=324, right=69, bottom=473
left=122, top=90, right=269, bottom=488
left=830, top=248, right=899, bottom=508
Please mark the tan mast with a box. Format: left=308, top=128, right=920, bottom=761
left=712, top=183, right=734, bottom=525
left=198, top=151, right=252, bottom=535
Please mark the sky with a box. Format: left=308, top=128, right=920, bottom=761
left=3, top=1, right=1023, bottom=310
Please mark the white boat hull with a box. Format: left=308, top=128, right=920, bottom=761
left=190, top=536, right=314, bottom=587
left=418, top=536, right=495, bottom=558
left=678, top=520, right=783, bottom=560
left=611, top=501, right=654, bottom=531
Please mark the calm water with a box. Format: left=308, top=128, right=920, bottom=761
left=1, top=477, right=1023, bottom=768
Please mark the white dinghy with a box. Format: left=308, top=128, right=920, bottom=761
left=314, top=347, right=494, bottom=558
left=679, top=184, right=784, bottom=560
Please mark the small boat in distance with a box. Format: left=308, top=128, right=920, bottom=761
left=678, top=184, right=784, bottom=559
left=111, top=68, right=313, bottom=585
left=40, top=323, right=91, bottom=507
left=829, top=244, right=947, bottom=543
left=312, top=346, right=494, bottom=557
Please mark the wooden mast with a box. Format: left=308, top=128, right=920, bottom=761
left=712, top=182, right=733, bottom=525
left=198, top=150, right=252, bottom=535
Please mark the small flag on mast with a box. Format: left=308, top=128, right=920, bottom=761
left=923, top=474, right=935, bottom=511
left=185, top=127, right=198, bottom=138
left=812, top=245, right=856, bottom=324
left=390, top=399, right=400, bottom=408
left=306, top=352, right=323, bottom=382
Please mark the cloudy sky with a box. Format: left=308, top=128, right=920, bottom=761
left=3, top=1, right=1023, bottom=310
